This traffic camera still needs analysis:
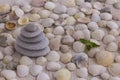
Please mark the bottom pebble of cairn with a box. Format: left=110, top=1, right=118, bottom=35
left=15, top=23, right=50, bottom=57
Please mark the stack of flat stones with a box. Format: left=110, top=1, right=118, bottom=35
left=15, top=23, right=50, bottom=57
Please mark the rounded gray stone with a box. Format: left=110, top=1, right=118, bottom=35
left=24, top=23, right=38, bottom=32
left=15, top=44, right=50, bottom=57
left=18, top=32, right=45, bottom=43
left=16, top=37, right=49, bottom=50
left=21, top=28, right=41, bottom=38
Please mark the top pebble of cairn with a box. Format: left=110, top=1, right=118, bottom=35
left=15, top=23, right=50, bottom=57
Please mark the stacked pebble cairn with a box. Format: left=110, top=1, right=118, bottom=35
left=15, top=23, right=50, bottom=57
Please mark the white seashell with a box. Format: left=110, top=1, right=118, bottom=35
left=60, top=53, right=72, bottom=63
left=103, top=35, right=115, bottom=44
left=54, top=68, right=71, bottom=80
left=3, top=46, right=14, bottom=55
left=76, top=67, right=88, bottom=78
left=98, top=20, right=107, bottom=27
left=93, top=2, right=103, bottom=10
left=12, top=27, right=22, bottom=39
left=66, top=16, right=76, bottom=25
left=73, top=31, right=84, bottom=40
left=46, top=51, right=60, bottom=62
left=1, top=70, right=16, bottom=80
left=88, top=64, right=106, bottom=76
left=62, top=35, right=74, bottom=45
left=87, top=22, right=99, bottom=31
left=29, top=13, right=40, bottom=22
left=44, top=1, right=56, bottom=10
left=91, top=13, right=101, bottom=22
left=18, top=17, right=29, bottom=25
left=46, top=62, right=61, bottom=71
left=92, top=29, right=105, bottom=40
left=66, top=63, right=76, bottom=71
left=100, top=13, right=112, bottom=20
left=74, top=12, right=85, bottom=19
left=46, top=33, right=55, bottom=39
left=6, top=35, right=15, bottom=46
left=3, top=55, right=13, bottom=64
left=19, top=56, right=33, bottom=65
left=21, top=4, right=32, bottom=13
left=95, top=51, right=114, bottom=66
left=30, top=65, right=43, bottom=76
left=101, top=73, right=110, bottom=80
left=39, top=10, right=51, bottom=19
left=67, top=8, right=78, bottom=16
left=17, top=65, right=29, bottom=77
left=53, top=26, right=64, bottom=35
left=108, top=63, right=120, bottom=76
left=37, top=72, right=50, bottom=80
left=109, top=29, right=119, bottom=36
left=60, top=45, right=69, bottom=53
left=14, top=7, right=24, bottom=17
left=41, top=18, right=54, bottom=27
left=73, top=41, right=85, bottom=53
left=36, top=57, right=47, bottom=65
left=82, top=29, right=90, bottom=40
left=75, top=24, right=87, bottom=31
left=106, top=42, right=118, bottom=51
left=107, top=21, right=119, bottom=29
left=50, top=13, right=59, bottom=20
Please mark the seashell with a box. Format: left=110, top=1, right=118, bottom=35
left=37, top=72, right=50, bottom=80
left=3, top=46, right=14, bottom=55
left=12, top=27, right=22, bottom=39
left=0, top=14, right=9, bottom=23
left=21, top=4, right=32, bottom=13
left=72, top=53, right=88, bottom=68
left=74, top=12, right=85, bottom=19
left=6, top=62, right=18, bottom=70
left=0, top=4, right=11, bottom=15
left=14, top=7, right=24, bottom=18
left=39, top=10, right=51, bottom=19
left=93, top=2, right=103, bottom=10
left=46, top=62, right=61, bottom=71
left=60, top=53, right=72, bottom=64
left=17, top=65, right=29, bottom=77
left=78, top=17, right=90, bottom=23
left=108, top=63, right=120, bottom=76
left=96, top=51, right=114, bottom=66
left=1, top=70, right=16, bottom=80
left=0, top=23, right=5, bottom=32
left=31, top=0, right=45, bottom=7
left=54, top=68, right=71, bottom=80
left=0, top=34, right=7, bottom=47
left=5, top=21, right=16, bottom=30
left=29, top=13, right=40, bottom=22
left=36, top=57, right=47, bottom=65
left=58, top=0, right=75, bottom=7
left=66, top=63, right=76, bottom=71
left=66, top=16, right=76, bottom=25
left=44, top=1, right=56, bottom=10
left=18, top=17, right=29, bottom=25
left=19, top=56, right=33, bottom=65
left=3, top=55, right=13, bottom=64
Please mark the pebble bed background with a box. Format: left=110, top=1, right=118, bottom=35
left=0, top=0, right=120, bottom=80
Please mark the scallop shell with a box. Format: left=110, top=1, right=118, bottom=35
left=18, top=17, right=29, bottom=25
left=29, top=13, right=40, bottom=22
left=96, top=51, right=114, bottom=66
left=5, top=21, right=16, bottom=30
left=0, top=4, right=11, bottom=15
left=108, top=63, right=120, bottom=76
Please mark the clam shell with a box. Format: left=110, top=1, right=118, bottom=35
left=108, top=63, right=120, bottom=76
left=0, top=4, right=11, bottom=15
left=5, top=21, right=16, bottom=30
left=18, top=17, right=29, bottom=25
left=21, top=4, right=32, bottom=13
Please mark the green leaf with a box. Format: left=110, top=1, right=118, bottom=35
left=80, top=39, right=100, bottom=51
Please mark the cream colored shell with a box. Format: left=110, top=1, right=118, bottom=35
left=96, top=51, right=114, bottom=66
